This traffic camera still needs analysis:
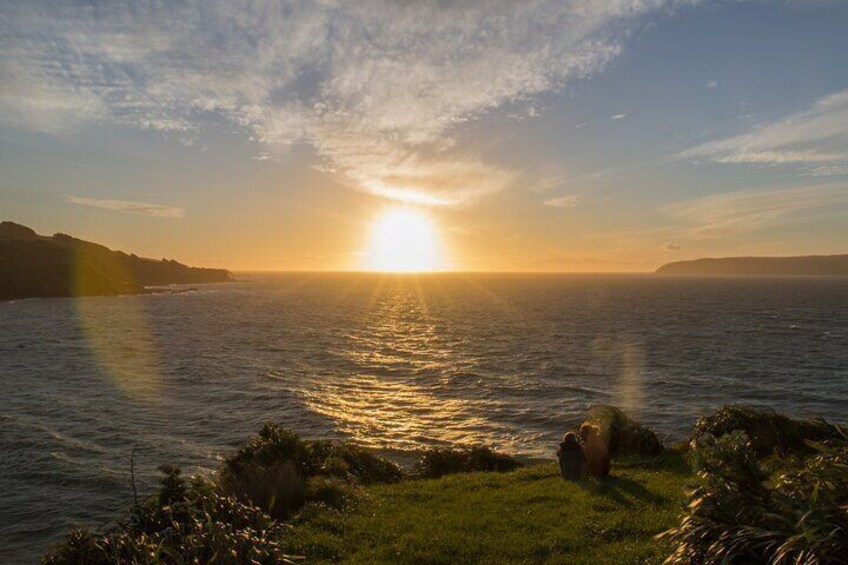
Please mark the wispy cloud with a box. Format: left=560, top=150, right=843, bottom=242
left=610, top=113, right=627, bottom=120
left=678, top=88, right=848, bottom=166
left=661, top=242, right=681, bottom=251
left=543, top=194, right=583, bottom=208
left=706, top=79, right=718, bottom=89
left=65, top=195, right=184, bottom=218
left=2, top=1, right=692, bottom=207
left=661, top=182, right=848, bottom=237
left=804, top=164, right=848, bottom=177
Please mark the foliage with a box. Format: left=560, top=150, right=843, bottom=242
left=45, top=425, right=403, bottom=562
left=660, top=429, right=848, bottom=565
left=309, top=439, right=406, bottom=485
left=44, top=465, right=300, bottom=565
left=305, top=476, right=357, bottom=510
left=414, top=445, right=523, bottom=478
left=218, top=424, right=403, bottom=518
left=50, top=408, right=848, bottom=564
left=689, top=404, right=843, bottom=457
left=585, top=405, right=664, bottom=457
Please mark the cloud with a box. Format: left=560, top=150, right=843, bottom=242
left=678, top=88, right=848, bottom=166
left=706, top=79, right=718, bottom=89
left=65, top=195, right=184, bottom=218
left=661, top=182, right=848, bottom=237
left=2, top=0, right=693, bottom=206
left=544, top=194, right=583, bottom=208
left=804, top=165, right=848, bottom=177
left=610, top=113, right=627, bottom=120
left=661, top=242, right=682, bottom=251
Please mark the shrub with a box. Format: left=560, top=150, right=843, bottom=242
left=415, top=446, right=522, bottom=478
left=218, top=424, right=403, bottom=518
left=219, top=457, right=307, bottom=520
left=222, top=424, right=313, bottom=478
left=584, top=405, right=664, bottom=457
left=660, top=428, right=848, bottom=564
left=218, top=424, right=311, bottom=519
left=309, top=440, right=406, bottom=485
left=305, top=476, right=356, bottom=509
left=690, top=404, right=843, bottom=457
left=44, top=466, right=300, bottom=565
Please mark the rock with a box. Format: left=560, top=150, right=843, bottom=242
left=583, top=405, right=664, bottom=457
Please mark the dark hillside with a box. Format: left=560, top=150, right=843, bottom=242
left=656, top=254, right=848, bottom=276
left=0, top=221, right=233, bottom=299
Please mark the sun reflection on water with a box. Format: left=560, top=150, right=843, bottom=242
left=297, top=276, right=517, bottom=451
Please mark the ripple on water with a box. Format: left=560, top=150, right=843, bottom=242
left=1, top=274, right=848, bottom=563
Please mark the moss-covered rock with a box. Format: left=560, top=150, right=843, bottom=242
left=584, top=405, right=664, bottom=457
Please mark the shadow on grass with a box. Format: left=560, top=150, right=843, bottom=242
left=580, top=475, right=665, bottom=506
left=578, top=450, right=691, bottom=506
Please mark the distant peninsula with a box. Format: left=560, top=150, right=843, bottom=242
left=656, top=254, right=848, bottom=276
left=0, top=221, right=233, bottom=300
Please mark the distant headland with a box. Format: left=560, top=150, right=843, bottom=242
left=0, top=221, right=233, bottom=300
left=656, top=254, right=848, bottom=276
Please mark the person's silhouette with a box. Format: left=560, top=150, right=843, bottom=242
left=579, top=423, right=610, bottom=479
left=557, top=432, right=586, bottom=480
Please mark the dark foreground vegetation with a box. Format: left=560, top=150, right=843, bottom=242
left=0, top=221, right=232, bottom=299
left=44, top=406, right=848, bottom=564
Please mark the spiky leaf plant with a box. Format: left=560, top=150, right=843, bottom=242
left=660, top=429, right=848, bottom=564
left=44, top=466, right=301, bottom=565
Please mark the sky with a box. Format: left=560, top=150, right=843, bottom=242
left=2, top=0, right=847, bottom=272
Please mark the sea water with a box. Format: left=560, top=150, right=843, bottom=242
left=2, top=273, right=847, bottom=562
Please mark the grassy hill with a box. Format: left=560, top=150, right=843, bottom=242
left=283, top=452, right=691, bottom=564
left=43, top=407, right=848, bottom=564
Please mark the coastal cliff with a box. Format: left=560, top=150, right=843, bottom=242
left=0, top=221, right=233, bottom=299
left=656, top=254, right=848, bottom=276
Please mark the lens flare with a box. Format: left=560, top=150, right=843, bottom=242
left=72, top=246, right=162, bottom=403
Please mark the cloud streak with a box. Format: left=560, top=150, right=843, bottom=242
left=661, top=182, right=848, bottom=237
left=679, top=88, right=848, bottom=166
left=65, top=195, right=184, bottom=218
left=2, top=0, right=693, bottom=206
left=544, top=194, right=583, bottom=208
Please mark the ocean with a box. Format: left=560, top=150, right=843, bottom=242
left=1, top=273, right=847, bottom=562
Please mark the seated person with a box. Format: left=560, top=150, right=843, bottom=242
left=579, top=423, right=610, bottom=479
left=557, top=432, right=586, bottom=480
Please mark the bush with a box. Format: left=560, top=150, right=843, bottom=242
left=660, top=428, right=848, bottom=564
left=305, top=476, right=356, bottom=509
left=415, top=446, right=522, bottom=478
left=219, top=424, right=310, bottom=519
left=309, top=440, right=406, bottom=485
left=584, top=405, right=664, bottom=457
left=44, top=466, right=300, bottom=565
left=45, top=425, right=405, bottom=562
left=218, top=424, right=403, bottom=518
left=220, top=457, right=306, bottom=520
left=690, top=404, right=843, bottom=457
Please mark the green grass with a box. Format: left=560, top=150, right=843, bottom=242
left=283, top=450, right=692, bottom=564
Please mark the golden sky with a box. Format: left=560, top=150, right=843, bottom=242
left=2, top=1, right=848, bottom=271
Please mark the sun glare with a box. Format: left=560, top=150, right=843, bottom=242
left=367, top=208, right=443, bottom=272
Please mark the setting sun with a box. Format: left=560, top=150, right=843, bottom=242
left=366, top=208, right=443, bottom=272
